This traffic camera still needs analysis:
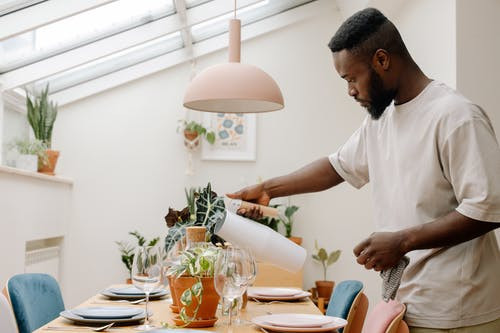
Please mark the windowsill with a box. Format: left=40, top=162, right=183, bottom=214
left=0, top=165, right=73, bottom=185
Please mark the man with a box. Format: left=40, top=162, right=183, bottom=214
left=227, top=8, right=500, bottom=332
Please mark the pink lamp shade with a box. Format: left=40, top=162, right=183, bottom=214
left=183, top=19, right=284, bottom=113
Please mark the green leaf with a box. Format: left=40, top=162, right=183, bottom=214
left=180, top=288, right=192, bottom=306
left=327, top=250, right=341, bottom=266
left=179, top=307, right=189, bottom=323
left=311, top=254, right=320, bottom=261
left=206, top=132, right=215, bottom=144
left=191, top=281, right=203, bottom=297
left=318, top=248, right=328, bottom=261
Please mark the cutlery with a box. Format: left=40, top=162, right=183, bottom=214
left=251, top=298, right=306, bottom=305
left=44, top=322, right=115, bottom=332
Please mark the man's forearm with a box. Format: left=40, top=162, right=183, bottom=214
left=263, top=157, right=344, bottom=199
left=401, top=210, right=499, bottom=253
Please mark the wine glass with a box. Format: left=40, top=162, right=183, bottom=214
left=132, top=245, right=162, bottom=331
left=214, top=246, right=253, bottom=326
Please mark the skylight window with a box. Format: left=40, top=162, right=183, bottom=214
left=30, top=31, right=183, bottom=93
left=0, top=0, right=175, bottom=73
left=191, top=0, right=313, bottom=43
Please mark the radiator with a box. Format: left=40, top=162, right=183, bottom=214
left=24, top=246, right=60, bottom=280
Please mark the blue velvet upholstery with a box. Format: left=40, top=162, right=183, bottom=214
left=326, top=280, right=363, bottom=333
left=7, top=273, right=64, bottom=333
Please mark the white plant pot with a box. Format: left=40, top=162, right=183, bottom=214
left=16, top=154, right=38, bottom=172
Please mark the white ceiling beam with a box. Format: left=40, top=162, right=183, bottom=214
left=51, top=0, right=335, bottom=106
left=0, top=0, right=118, bottom=41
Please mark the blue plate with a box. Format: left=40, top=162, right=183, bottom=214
left=108, top=287, right=162, bottom=295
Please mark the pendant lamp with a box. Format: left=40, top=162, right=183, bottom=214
left=183, top=13, right=284, bottom=113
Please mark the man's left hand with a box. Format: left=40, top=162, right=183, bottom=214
left=353, top=231, right=407, bottom=271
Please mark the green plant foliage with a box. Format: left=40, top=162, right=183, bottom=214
left=312, top=240, right=341, bottom=281
left=9, top=138, right=48, bottom=164
left=115, top=231, right=160, bottom=279
left=164, top=183, right=225, bottom=253
left=26, top=84, right=58, bottom=148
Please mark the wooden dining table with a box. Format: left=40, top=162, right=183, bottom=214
left=35, top=285, right=327, bottom=332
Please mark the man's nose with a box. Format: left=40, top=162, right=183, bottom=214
left=348, top=86, right=357, bottom=97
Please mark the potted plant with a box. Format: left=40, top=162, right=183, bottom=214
left=116, top=231, right=160, bottom=283
left=312, top=240, right=341, bottom=301
left=178, top=120, right=216, bottom=147
left=8, top=139, right=48, bottom=172
left=166, top=244, right=220, bottom=328
left=25, top=84, right=59, bottom=175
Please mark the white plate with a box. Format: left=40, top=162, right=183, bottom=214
left=71, top=307, right=142, bottom=319
left=263, top=314, right=336, bottom=328
left=108, top=287, right=163, bottom=295
left=252, top=314, right=347, bottom=332
left=100, top=288, right=169, bottom=300
left=250, top=287, right=303, bottom=297
left=60, top=309, right=151, bottom=325
left=248, top=290, right=312, bottom=301
left=145, top=330, right=207, bottom=333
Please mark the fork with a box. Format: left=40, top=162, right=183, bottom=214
left=44, top=322, right=115, bottom=332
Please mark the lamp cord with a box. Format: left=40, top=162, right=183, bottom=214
left=234, top=0, right=236, bottom=18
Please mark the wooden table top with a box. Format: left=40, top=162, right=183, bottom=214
left=35, top=286, right=324, bottom=332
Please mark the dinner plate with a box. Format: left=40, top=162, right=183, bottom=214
left=262, top=314, right=336, bottom=328
left=108, top=287, right=163, bottom=295
left=101, top=288, right=169, bottom=300
left=252, top=314, right=347, bottom=332
left=145, top=330, right=207, bottom=333
left=71, top=307, right=142, bottom=319
left=248, top=290, right=312, bottom=301
left=60, top=309, right=151, bottom=325
left=250, top=287, right=303, bottom=297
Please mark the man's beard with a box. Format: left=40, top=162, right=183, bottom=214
left=366, top=68, right=396, bottom=120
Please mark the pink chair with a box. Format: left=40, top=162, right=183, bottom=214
left=361, top=299, right=409, bottom=333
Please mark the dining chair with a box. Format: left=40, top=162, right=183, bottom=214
left=0, top=293, right=18, bottom=333
left=326, top=280, right=367, bottom=333
left=5, top=273, right=65, bottom=333
left=361, top=299, right=408, bottom=333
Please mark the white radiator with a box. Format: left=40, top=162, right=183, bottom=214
left=24, top=246, right=60, bottom=280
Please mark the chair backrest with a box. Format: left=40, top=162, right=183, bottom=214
left=0, top=293, right=18, bottom=333
left=6, top=273, right=65, bottom=333
left=326, top=280, right=364, bottom=333
left=361, top=300, right=406, bottom=333
left=344, top=291, right=368, bottom=333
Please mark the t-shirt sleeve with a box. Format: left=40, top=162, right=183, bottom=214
left=329, top=120, right=370, bottom=189
left=441, top=110, right=500, bottom=222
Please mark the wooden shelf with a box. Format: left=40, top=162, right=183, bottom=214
left=0, top=165, right=73, bottom=185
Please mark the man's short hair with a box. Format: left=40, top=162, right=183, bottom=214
left=328, top=8, right=409, bottom=59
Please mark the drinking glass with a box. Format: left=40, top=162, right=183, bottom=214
left=214, top=246, right=253, bottom=327
left=132, top=245, right=162, bottom=330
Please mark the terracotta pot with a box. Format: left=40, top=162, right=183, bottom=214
left=315, top=280, right=335, bottom=300
left=184, top=130, right=199, bottom=148
left=172, top=276, right=219, bottom=326
left=288, top=236, right=303, bottom=246
left=168, top=275, right=179, bottom=313
left=126, top=278, right=132, bottom=284
left=38, top=149, right=60, bottom=175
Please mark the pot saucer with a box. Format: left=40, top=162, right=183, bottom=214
left=169, top=304, right=179, bottom=313
left=172, top=315, right=218, bottom=328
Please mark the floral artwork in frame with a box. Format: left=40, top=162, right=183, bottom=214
left=202, top=113, right=256, bottom=161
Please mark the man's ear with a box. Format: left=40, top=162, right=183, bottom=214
left=372, top=49, right=390, bottom=71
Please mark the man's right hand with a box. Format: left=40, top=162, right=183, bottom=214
left=226, top=183, right=271, bottom=220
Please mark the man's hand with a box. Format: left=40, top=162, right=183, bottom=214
left=353, top=231, right=407, bottom=272
left=226, top=183, right=271, bottom=219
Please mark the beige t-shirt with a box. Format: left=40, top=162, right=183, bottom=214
left=329, top=81, right=500, bottom=328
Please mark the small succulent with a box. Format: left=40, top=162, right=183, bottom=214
left=312, top=240, right=341, bottom=281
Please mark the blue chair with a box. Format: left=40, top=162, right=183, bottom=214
left=326, top=280, right=367, bottom=333
left=6, top=273, right=64, bottom=333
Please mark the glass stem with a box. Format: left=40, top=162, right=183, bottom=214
left=145, top=292, right=150, bottom=325
left=229, top=298, right=233, bottom=325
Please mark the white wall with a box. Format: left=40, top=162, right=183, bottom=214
left=52, top=0, right=467, bottom=310
left=456, top=0, right=500, bottom=239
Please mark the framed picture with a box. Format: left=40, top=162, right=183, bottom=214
left=202, top=113, right=256, bottom=161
